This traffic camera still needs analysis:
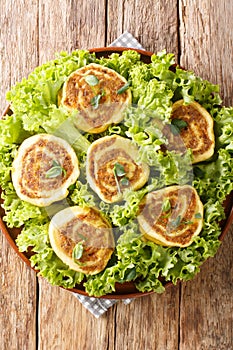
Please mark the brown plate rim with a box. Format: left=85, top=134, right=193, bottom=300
left=1, top=46, right=233, bottom=299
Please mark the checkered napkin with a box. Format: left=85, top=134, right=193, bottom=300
left=74, top=294, right=133, bottom=318
left=109, top=31, right=145, bottom=50
left=73, top=32, right=144, bottom=318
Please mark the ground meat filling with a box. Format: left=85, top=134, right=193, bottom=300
left=88, top=142, right=142, bottom=201
left=19, top=140, right=74, bottom=198
left=168, top=104, right=213, bottom=157
left=63, top=66, right=129, bottom=129
left=97, top=153, right=142, bottom=200
left=139, top=187, right=199, bottom=246
left=56, top=209, right=114, bottom=274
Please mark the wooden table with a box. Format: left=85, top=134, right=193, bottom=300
left=1, top=1, right=233, bottom=349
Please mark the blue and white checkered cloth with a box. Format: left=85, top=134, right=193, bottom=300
left=109, top=31, right=145, bottom=50
left=73, top=32, right=144, bottom=317
left=74, top=294, right=133, bottom=318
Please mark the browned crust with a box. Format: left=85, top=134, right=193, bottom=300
left=139, top=186, right=202, bottom=246
left=87, top=136, right=144, bottom=202
left=19, top=139, right=74, bottom=198
left=53, top=207, right=114, bottom=275
left=62, top=64, right=131, bottom=132
left=168, top=101, right=215, bottom=162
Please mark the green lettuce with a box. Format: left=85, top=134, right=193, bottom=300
left=1, top=49, right=232, bottom=297
left=1, top=185, right=48, bottom=228
left=6, top=50, right=96, bottom=133
left=16, top=221, right=84, bottom=288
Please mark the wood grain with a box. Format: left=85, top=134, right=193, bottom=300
left=180, top=229, right=233, bottom=350
left=38, top=0, right=106, bottom=64
left=0, top=236, right=37, bottom=350
left=0, top=1, right=38, bottom=349
left=1, top=1, right=233, bottom=349
left=114, top=287, right=180, bottom=350
left=37, top=2, right=108, bottom=349
left=107, top=0, right=179, bottom=57
left=179, top=0, right=233, bottom=106
left=179, top=1, right=233, bottom=349
left=38, top=279, right=115, bottom=350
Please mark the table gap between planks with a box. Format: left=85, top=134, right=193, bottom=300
left=0, top=1, right=232, bottom=350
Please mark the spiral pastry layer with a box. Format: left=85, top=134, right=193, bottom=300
left=61, top=63, right=132, bottom=133
left=86, top=135, right=150, bottom=203
left=12, top=134, right=80, bottom=207
left=137, top=185, right=204, bottom=247
left=49, top=206, right=115, bottom=275
left=165, top=100, right=215, bottom=163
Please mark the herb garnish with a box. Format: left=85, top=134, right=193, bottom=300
left=72, top=241, right=84, bottom=261
left=162, top=198, right=171, bottom=213
left=113, top=162, right=129, bottom=193
left=195, top=212, right=202, bottom=219
left=45, top=160, right=66, bottom=179
left=114, top=162, right=126, bottom=177
left=170, top=119, right=188, bottom=135
left=183, top=220, right=194, bottom=225
left=85, top=74, right=99, bottom=86
left=117, top=81, right=131, bottom=94
left=90, top=89, right=105, bottom=109
left=120, top=177, right=130, bottom=186
left=77, top=233, right=87, bottom=241
left=170, top=215, right=182, bottom=228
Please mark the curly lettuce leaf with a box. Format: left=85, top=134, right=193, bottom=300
left=1, top=185, right=48, bottom=228
left=193, top=148, right=233, bottom=204
left=6, top=50, right=96, bottom=133
left=1, top=49, right=232, bottom=297
left=0, top=114, right=32, bottom=146
left=97, top=49, right=141, bottom=78
left=214, top=106, right=233, bottom=151
left=16, top=221, right=84, bottom=288
left=0, top=145, right=17, bottom=189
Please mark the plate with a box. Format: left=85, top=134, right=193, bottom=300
left=1, top=47, right=233, bottom=299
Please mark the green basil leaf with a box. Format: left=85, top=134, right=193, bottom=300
left=72, top=242, right=84, bottom=260
left=90, top=94, right=101, bottom=109
left=117, top=81, right=131, bottom=94
left=120, top=177, right=129, bottom=186
left=195, top=212, right=202, bottom=219
left=162, top=198, right=171, bottom=212
left=183, top=220, right=194, bottom=225
left=170, top=124, right=180, bottom=135
left=170, top=215, right=182, bottom=228
left=45, top=160, right=66, bottom=179
left=113, top=162, right=126, bottom=177
left=77, top=233, right=87, bottom=241
left=52, top=160, right=60, bottom=167
left=85, top=74, right=99, bottom=86
left=171, top=118, right=188, bottom=135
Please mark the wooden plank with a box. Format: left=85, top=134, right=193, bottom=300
left=0, top=236, right=37, bottom=350
left=107, top=0, right=179, bottom=57
left=38, top=279, right=116, bottom=350
left=106, top=2, right=181, bottom=349
left=38, top=0, right=106, bottom=64
left=114, top=287, right=180, bottom=350
left=37, top=2, right=110, bottom=349
left=179, top=0, right=233, bottom=348
left=180, top=226, right=233, bottom=350
left=179, top=0, right=233, bottom=106
left=0, top=0, right=39, bottom=113
left=0, top=1, right=39, bottom=348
